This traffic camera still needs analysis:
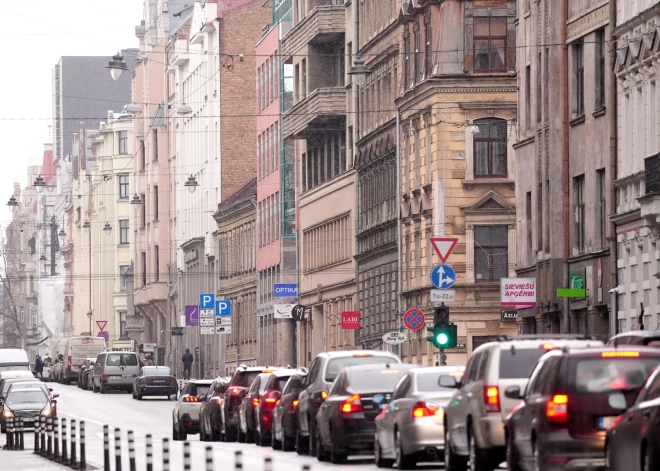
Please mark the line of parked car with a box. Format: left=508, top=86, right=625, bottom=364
left=168, top=330, right=660, bottom=471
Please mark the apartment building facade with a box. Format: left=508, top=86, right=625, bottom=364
left=612, top=0, right=660, bottom=332
left=515, top=0, right=615, bottom=339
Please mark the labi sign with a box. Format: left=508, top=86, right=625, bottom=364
left=341, top=311, right=360, bottom=330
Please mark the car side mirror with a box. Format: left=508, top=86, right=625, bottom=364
left=504, top=385, right=522, bottom=400
left=48, top=388, right=53, bottom=392
left=53, top=393, right=60, bottom=398
left=198, top=394, right=207, bottom=401
left=608, top=392, right=627, bottom=411
left=51, top=400, right=57, bottom=405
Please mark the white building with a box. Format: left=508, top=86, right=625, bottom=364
left=612, top=0, right=660, bottom=332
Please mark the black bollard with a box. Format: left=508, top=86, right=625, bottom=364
left=183, top=442, right=191, bottom=471
left=205, top=446, right=213, bottom=471
left=234, top=450, right=243, bottom=471
left=79, top=421, right=86, bottom=470
left=128, top=430, right=136, bottom=471
left=61, top=417, right=68, bottom=464
left=34, top=417, right=40, bottom=455
left=18, top=417, right=25, bottom=451
left=162, top=437, right=170, bottom=471
left=301, top=466, right=311, bottom=471
left=103, top=425, right=110, bottom=471
left=54, top=417, right=61, bottom=462
left=264, top=456, right=272, bottom=471
left=145, top=434, right=153, bottom=471
left=40, top=417, right=46, bottom=456
left=114, top=427, right=122, bottom=471
left=47, top=417, right=53, bottom=459
left=7, top=417, right=14, bottom=450
left=70, top=419, right=78, bottom=469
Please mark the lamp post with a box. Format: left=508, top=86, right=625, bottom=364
left=106, top=53, right=128, bottom=81
left=83, top=220, right=92, bottom=334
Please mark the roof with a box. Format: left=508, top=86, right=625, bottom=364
left=344, top=363, right=417, bottom=374
left=216, top=178, right=257, bottom=213
left=150, top=104, right=165, bottom=127
left=316, top=350, right=400, bottom=359
left=555, top=346, right=660, bottom=357
left=270, top=368, right=307, bottom=377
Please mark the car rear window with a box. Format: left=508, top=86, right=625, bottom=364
left=417, top=372, right=463, bottom=391
left=499, top=348, right=547, bottom=379
left=273, top=376, right=291, bottom=392
left=325, top=356, right=398, bottom=382
left=106, top=354, right=138, bottom=367
left=192, top=384, right=211, bottom=397
left=144, top=367, right=170, bottom=376
left=347, top=368, right=410, bottom=393
left=231, top=371, right=260, bottom=388
left=569, top=357, right=660, bottom=393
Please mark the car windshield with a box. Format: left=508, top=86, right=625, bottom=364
left=106, top=354, right=138, bottom=366
left=0, top=366, right=30, bottom=372
left=6, top=390, right=48, bottom=405
left=569, top=357, right=660, bottom=393
left=417, top=372, right=462, bottom=391
left=1, top=380, right=32, bottom=395
left=347, top=368, right=410, bottom=394
left=325, top=356, right=397, bottom=382
left=499, top=348, right=547, bottom=379
left=231, top=371, right=260, bottom=388
left=144, top=367, right=171, bottom=376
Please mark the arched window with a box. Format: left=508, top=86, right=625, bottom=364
left=473, top=118, right=507, bottom=178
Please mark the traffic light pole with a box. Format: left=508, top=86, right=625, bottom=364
left=439, top=347, right=446, bottom=366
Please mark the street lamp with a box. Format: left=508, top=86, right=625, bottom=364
left=124, top=103, right=142, bottom=115
left=6, top=196, right=18, bottom=212
left=177, top=103, right=193, bottom=116
left=348, top=56, right=369, bottom=87
left=83, top=220, right=91, bottom=233
left=469, top=124, right=480, bottom=134
left=130, top=194, right=143, bottom=205
left=39, top=254, right=47, bottom=262
left=106, top=52, right=128, bottom=81
left=33, top=175, right=46, bottom=194
left=58, top=228, right=66, bottom=245
left=87, top=310, right=93, bottom=335
left=184, top=175, right=198, bottom=194
left=103, top=222, right=112, bottom=236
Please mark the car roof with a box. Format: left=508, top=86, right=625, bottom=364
left=270, top=368, right=306, bottom=377
left=236, top=366, right=278, bottom=372
left=344, top=363, right=417, bottom=374
left=190, top=380, right=214, bottom=385
left=611, top=331, right=660, bottom=339
left=554, top=346, right=660, bottom=358
left=7, top=388, right=45, bottom=393
left=317, top=350, right=400, bottom=359
left=408, top=365, right=465, bottom=375
left=473, top=337, right=604, bottom=354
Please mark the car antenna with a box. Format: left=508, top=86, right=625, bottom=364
left=385, top=363, right=390, bottom=369
left=510, top=345, right=516, bottom=355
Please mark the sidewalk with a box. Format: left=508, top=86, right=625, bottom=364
left=0, top=448, right=73, bottom=470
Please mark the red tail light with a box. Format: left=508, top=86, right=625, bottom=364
left=484, top=386, right=500, bottom=413
left=170, top=377, right=178, bottom=386
left=291, top=399, right=299, bottom=411
left=102, top=374, right=108, bottom=381
left=340, top=394, right=363, bottom=414
left=184, top=396, right=199, bottom=403
left=140, top=378, right=147, bottom=385
left=231, top=387, right=247, bottom=396
left=252, top=398, right=259, bottom=407
left=264, top=397, right=277, bottom=403
left=412, top=401, right=440, bottom=418
left=264, top=391, right=280, bottom=405
left=546, top=394, right=568, bottom=423
left=216, top=397, right=224, bottom=405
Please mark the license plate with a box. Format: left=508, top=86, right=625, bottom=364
left=22, top=418, right=35, bottom=423
left=122, top=375, right=133, bottom=378
left=598, top=416, right=617, bottom=430
left=154, top=380, right=166, bottom=384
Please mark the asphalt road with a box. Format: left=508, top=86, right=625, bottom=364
left=51, top=383, right=446, bottom=471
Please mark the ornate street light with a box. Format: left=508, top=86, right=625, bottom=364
left=124, top=103, right=142, bottom=115
left=348, top=56, right=369, bottom=87
left=106, top=52, right=129, bottom=81
left=58, top=228, right=66, bottom=245
left=83, top=220, right=91, bottom=234
left=33, top=175, right=46, bottom=194
left=103, top=222, right=112, bottom=236
left=184, top=175, right=198, bottom=194
left=130, top=194, right=143, bottom=205
left=6, top=196, right=18, bottom=212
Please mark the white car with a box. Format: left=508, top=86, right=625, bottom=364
left=172, top=379, right=213, bottom=441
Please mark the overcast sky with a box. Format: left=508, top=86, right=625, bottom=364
left=0, top=0, right=143, bottom=226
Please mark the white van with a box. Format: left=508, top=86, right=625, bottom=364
left=0, top=349, right=31, bottom=373
left=61, top=337, right=106, bottom=384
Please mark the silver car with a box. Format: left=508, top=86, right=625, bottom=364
left=374, top=366, right=465, bottom=468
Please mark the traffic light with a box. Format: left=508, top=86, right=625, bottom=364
left=427, top=305, right=457, bottom=349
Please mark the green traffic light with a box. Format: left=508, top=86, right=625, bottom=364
left=435, top=332, right=449, bottom=346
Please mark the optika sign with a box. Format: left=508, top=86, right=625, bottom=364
left=500, top=278, right=537, bottom=308
left=273, top=283, right=298, bottom=298
left=341, top=311, right=360, bottom=330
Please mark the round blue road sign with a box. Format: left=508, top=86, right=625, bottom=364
left=98, top=331, right=109, bottom=342
left=430, top=264, right=456, bottom=289
left=403, top=308, right=425, bottom=331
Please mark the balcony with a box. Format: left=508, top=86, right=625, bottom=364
left=639, top=153, right=660, bottom=228
left=282, top=87, right=346, bottom=139
left=281, top=4, right=345, bottom=59
left=134, top=282, right=168, bottom=308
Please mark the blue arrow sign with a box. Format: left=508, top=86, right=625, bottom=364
left=430, top=264, right=456, bottom=289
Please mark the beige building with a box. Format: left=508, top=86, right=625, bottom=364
left=88, top=112, right=133, bottom=344
left=397, top=0, right=518, bottom=364
left=214, top=179, right=258, bottom=374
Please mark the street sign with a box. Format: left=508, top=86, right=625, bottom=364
left=143, top=343, right=157, bottom=353
left=501, top=310, right=518, bottom=322
left=403, top=309, right=425, bottom=331
left=98, top=331, right=109, bottom=342
left=200, top=294, right=215, bottom=309
left=382, top=332, right=408, bottom=345
left=557, top=288, right=586, bottom=298
left=431, top=289, right=456, bottom=302
left=216, top=325, right=232, bottom=334
left=273, top=284, right=298, bottom=298
left=200, top=318, right=215, bottom=327
left=96, top=320, right=107, bottom=332
left=341, top=312, right=360, bottom=330
left=185, top=306, right=199, bottom=326
left=215, top=300, right=232, bottom=317
left=430, top=237, right=458, bottom=263
left=216, top=317, right=231, bottom=326
left=274, top=304, right=294, bottom=319
left=171, top=327, right=184, bottom=336
left=200, top=309, right=215, bottom=318
left=430, top=264, right=456, bottom=289
left=291, top=305, right=306, bottom=322
left=200, top=327, right=215, bottom=335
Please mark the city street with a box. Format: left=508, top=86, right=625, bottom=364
left=53, top=384, right=448, bottom=471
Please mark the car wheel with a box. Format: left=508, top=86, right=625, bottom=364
left=296, top=429, right=309, bottom=455
left=531, top=439, right=540, bottom=471
left=506, top=433, right=522, bottom=471
left=394, top=428, right=415, bottom=470
left=132, top=389, right=137, bottom=399
left=238, top=427, right=246, bottom=443
left=136, top=391, right=142, bottom=400
left=642, top=442, right=654, bottom=471
left=225, top=426, right=237, bottom=443
left=283, top=434, right=295, bottom=452
left=375, top=433, right=393, bottom=468
left=468, top=425, right=494, bottom=471
left=309, top=417, right=317, bottom=456
left=178, top=422, right=188, bottom=441
left=246, top=426, right=255, bottom=444
left=272, top=428, right=282, bottom=450
left=445, top=425, right=467, bottom=471
left=315, top=429, right=330, bottom=462
left=99, top=382, right=106, bottom=394
left=172, top=421, right=180, bottom=441
left=329, top=428, right=348, bottom=464
left=92, top=380, right=99, bottom=394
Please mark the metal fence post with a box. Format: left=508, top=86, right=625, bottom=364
left=205, top=446, right=213, bottom=471
left=162, top=437, right=170, bottom=471
left=40, top=417, right=46, bottom=456
left=234, top=450, right=243, bottom=471
left=34, top=417, right=41, bottom=455
left=114, top=427, right=122, bottom=471
left=54, top=417, right=60, bottom=462
left=103, top=425, right=110, bottom=471
left=47, top=417, right=53, bottom=459
left=128, top=430, right=136, bottom=471
left=183, top=441, right=191, bottom=471
left=145, top=434, right=153, bottom=471
left=61, top=417, right=68, bottom=464
left=18, top=417, right=25, bottom=451
left=7, top=416, right=14, bottom=450
left=264, top=456, right=272, bottom=471
left=70, top=418, right=78, bottom=469
left=79, top=421, right=86, bottom=470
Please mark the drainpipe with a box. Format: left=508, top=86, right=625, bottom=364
left=561, top=0, right=570, bottom=333
left=607, top=0, right=618, bottom=338
left=353, top=0, right=360, bottom=150
left=165, top=46, right=173, bottom=371
left=396, top=109, right=402, bottom=358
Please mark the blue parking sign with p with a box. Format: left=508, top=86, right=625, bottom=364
left=200, top=293, right=215, bottom=309
left=216, top=300, right=231, bottom=317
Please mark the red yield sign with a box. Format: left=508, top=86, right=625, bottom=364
left=403, top=309, right=425, bottom=331
left=430, top=237, right=458, bottom=263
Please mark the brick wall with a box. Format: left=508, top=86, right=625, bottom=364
left=219, top=1, right=270, bottom=200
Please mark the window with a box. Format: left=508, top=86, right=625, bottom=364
left=574, top=39, right=584, bottom=117
left=414, top=20, right=421, bottom=82
left=120, top=265, right=130, bottom=291
left=474, top=17, right=507, bottom=71
left=141, top=252, right=147, bottom=286
left=650, top=81, right=657, bottom=153
left=403, top=32, right=410, bottom=88
left=119, top=219, right=129, bottom=244
left=525, top=65, right=531, bottom=129
left=118, top=131, right=128, bottom=154
left=526, top=192, right=532, bottom=254
left=424, top=9, right=432, bottom=76
left=474, top=118, right=507, bottom=177
left=301, top=59, right=307, bottom=98
left=597, top=169, right=606, bottom=249
left=154, top=245, right=159, bottom=282
left=141, top=195, right=146, bottom=227
left=140, top=141, right=146, bottom=171
left=118, top=175, right=129, bottom=199
left=474, top=226, right=508, bottom=281
left=574, top=175, right=585, bottom=252
left=595, top=29, right=606, bottom=109
left=119, top=311, right=127, bottom=338
left=153, top=185, right=159, bottom=220
left=153, top=129, right=159, bottom=161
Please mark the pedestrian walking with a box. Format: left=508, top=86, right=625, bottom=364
left=181, top=349, right=193, bottom=380
left=35, top=355, right=44, bottom=380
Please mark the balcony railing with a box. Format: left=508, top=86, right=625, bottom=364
left=281, top=5, right=345, bottom=59
left=282, top=87, right=346, bottom=138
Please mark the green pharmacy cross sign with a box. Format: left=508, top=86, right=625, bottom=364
left=557, top=273, right=586, bottom=298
